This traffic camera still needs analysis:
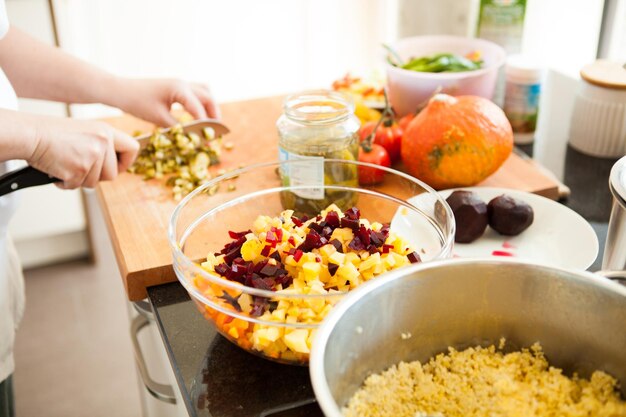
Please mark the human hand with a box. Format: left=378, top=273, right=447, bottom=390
left=110, top=78, right=219, bottom=127
left=27, top=116, right=139, bottom=189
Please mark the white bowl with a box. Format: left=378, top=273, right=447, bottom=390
left=386, top=35, right=506, bottom=116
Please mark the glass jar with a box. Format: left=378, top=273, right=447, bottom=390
left=276, top=90, right=360, bottom=215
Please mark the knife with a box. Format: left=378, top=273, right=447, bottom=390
left=0, top=118, right=230, bottom=197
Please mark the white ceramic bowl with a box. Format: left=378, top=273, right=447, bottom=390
left=386, top=35, right=506, bottom=116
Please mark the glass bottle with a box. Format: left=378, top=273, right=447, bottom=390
left=276, top=90, right=360, bottom=215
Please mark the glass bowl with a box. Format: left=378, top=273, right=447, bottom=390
left=169, top=159, right=454, bottom=365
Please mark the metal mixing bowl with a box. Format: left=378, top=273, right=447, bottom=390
left=310, top=258, right=626, bottom=416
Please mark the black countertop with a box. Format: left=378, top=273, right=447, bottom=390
left=147, top=144, right=619, bottom=417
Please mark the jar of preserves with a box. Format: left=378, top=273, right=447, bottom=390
left=277, top=90, right=360, bottom=214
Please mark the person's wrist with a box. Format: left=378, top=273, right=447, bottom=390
left=99, top=75, right=132, bottom=112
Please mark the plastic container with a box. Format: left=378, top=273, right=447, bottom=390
left=568, top=60, right=626, bottom=158
left=169, top=159, right=455, bottom=365
left=503, top=55, right=544, bottom=145
left=385, top=35, right=506, bottom=117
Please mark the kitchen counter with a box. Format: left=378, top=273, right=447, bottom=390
left=146, top=142, right=618, bottom=417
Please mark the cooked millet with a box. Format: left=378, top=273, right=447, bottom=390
left=344, top=343, right=626, bottom=417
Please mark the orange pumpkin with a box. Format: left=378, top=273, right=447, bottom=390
left=401, top=94, right=513, bottom=189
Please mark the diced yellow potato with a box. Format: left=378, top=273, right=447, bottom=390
left=370, top=222, right=383, bottom=231
left=321, top=204, right=342, bottom=216
left=284, top=329, right=311, bottom=353
left=382, top=253, right=396, bottom=268
left=241, top=238, right=263, bottom=261
left=345, top=252, right=360, bottom=266
left=331, top=228, right=353, bottom=243
left=271, top=308, right=286, bottom=321
left=359, top=253, right=381, bottom=272
left=302, top=262, right=321, bottom=281
left=319, top=244, right=336, bottom=259
left=253, top=215, right=271, bottom=233
left=238, top=293, right=253, bottom=313
left=328, top=252, right=346, bottom=265
left=337, top=263, right=359, bottom=282
left=228, top=326, right=239, bottom=339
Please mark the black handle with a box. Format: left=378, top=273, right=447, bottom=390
left=0, top=166, right=59, bottom=197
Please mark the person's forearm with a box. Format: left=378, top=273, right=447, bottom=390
left=0, top=109, right=39, bottom=162
left=0, top=27, right=122, bottom=106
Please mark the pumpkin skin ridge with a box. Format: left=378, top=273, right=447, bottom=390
left=400, top=94, right=513, bottom=190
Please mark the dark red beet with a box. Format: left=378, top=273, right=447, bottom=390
left=341, top=217, right=360, bottom=231
left=291, top=216, right=303, bottom=227
left=487, top=195, right=534, bottom=236
left=344, top=207, right=361, bottom=220
left=446, top=190, right=488, bottom=243
left=228, top=230, right=251, bottom=239
left=328, top=263, right=339, bottom=276
left=261, top=245, right=272, bottom=257
left=329, top=239, right=343, bottom=253
left=407, top=252, right=421, bottom=263
left=325, top=211, right=340, bottom=228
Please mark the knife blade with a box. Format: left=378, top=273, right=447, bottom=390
left=134, top=118, right=230, bottom=150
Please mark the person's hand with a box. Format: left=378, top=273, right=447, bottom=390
left=27, top=116, right=139, bottom=189
left=111, top=78, right=219, bottom=127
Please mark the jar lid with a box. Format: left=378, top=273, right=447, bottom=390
left=580, top=60, right=626, bottom=90
left=609, top=155, right=626, bottom=204
left=505, top=54, right=544, bottom=82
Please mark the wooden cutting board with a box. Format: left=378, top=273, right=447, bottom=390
left=97, top=95, right=561, bottom=301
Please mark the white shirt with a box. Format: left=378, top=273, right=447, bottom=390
left=0, top=0, right=26, bottom=383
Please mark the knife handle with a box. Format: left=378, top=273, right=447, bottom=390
left=0, top=166, right=59, bottom=197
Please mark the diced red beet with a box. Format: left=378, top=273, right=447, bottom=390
left=316, top=215, right=322, bottom=221
left=291, top=216, right=304, bottom=227
left=321, top=227, right=333, bottom=238
left=325, top=211, right=340, bottom=228
left=214, top=263, right=230, bottom=277
left=357, top=225, right=371, bottom=246
left=328, top=263, right=339, bottom=276
left=250, top=297, right=268, bottom=316
left=382, top=244, right=394, bottom=254
left=297, top=230, right=326, bottom=252
left=228, top=230, right=252, bottom=239
left=288, top=236, right=296, bottom=246
left=259, top=263, right=279, bottom=276
left=407, top=252, right=421, bottom=263
left=269, top=251, right=282, bottom=263
left=329, top=239, right=344, bottom=253
left=348, top=236, right=365, bottom=251
left=367, top=244, right=378, bottom=254
left=308, top=222, right=324, bottom=233
left=341, top=217, right=360, bottom=231
left=270, top=226, right=283, bottom=240
left=293, top=249, right=303, bottom=262
left=265, top=230, right=278, bottom=244
left=261, top=245, right=272, bottom=257
left=344, top=207, right=361, bottom=220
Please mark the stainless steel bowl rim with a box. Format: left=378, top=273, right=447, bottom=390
left=309, top=257, right=626, bottom=417
left=168, top=158, right=455, bottom=300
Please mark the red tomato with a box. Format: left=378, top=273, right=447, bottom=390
left=358, top=144, right=391, bottom=185
left=359, top=120, right=403, bottom=163
left=398, top=113, right=415, bottom=131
